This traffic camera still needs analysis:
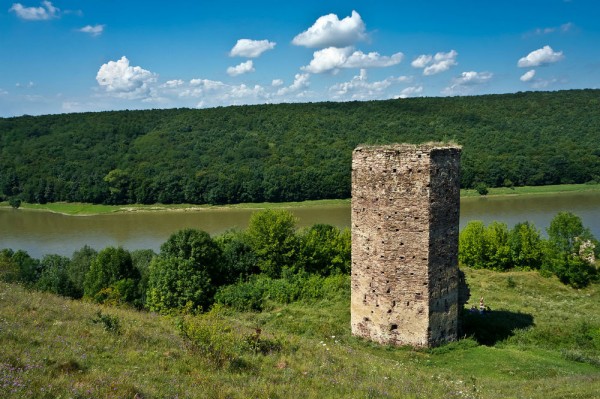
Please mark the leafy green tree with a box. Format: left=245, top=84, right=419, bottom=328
left=13, top=250, right=42, bottom=285
left=68, top=245, right=98, bottom=298
left=543, top=212, right=598, bottom=288
left=547, top=211, right=598, bottom=256
left=298, top=224, right=351, bottom=275
left=8, top=197, right=21, bottom=209
left=475, top=182, right=489, bottom=196
left=131, top=249, right=157, bottom=307
left=146, top=229, right=221, bottom=313
left=483, top=221, right=511, bottom=271
left=246, top=210, right=299, bottom=278
left=0, top=249, right=19, bottom=283
left=37, top=254, right=77, bottom=297
left=146, top=257, right=213, bottom=313
left=215, top=230, right=258, bottom=285
left=159, top=229, right=222, bottom=281
left=543, top=248, right=596, bottom=289
left=509, top=222, right=543, bottom=269
left=103, top=169, right=131, bottom=204
left=84, top=246, right=140, bottom=303
left=459, top=221, right=487, bottom=268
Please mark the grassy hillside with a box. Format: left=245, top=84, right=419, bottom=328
left=1, top=268, right=599, bottom=398
left=2, top=90, right=600, bottom=206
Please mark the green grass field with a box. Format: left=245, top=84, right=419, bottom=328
left=2, top=183, right=599, bottom=216
left=1, top=268, right=599, bottom=398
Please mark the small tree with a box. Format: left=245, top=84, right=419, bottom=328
left=146, top=256, right=213, bottom=313
left=543, top=212, right=599, bottom=288
left=68, top=245, right=98, bottom=298
left=146, top=229, right=221, bottom=313
left=84, top=246, right=139, bottom=304
left=459, top=221, right=487, bottom=268
left=475, top=182, right=489, bottom=196
left=8, top=197, right=21, bottom=209
left=12, top=250, right=42, bottom=285
left=483, top=221, right=511, bottom=270
left=547, top=211, right=597, bottom=256
left=298, top=224, right=351, bottom=275
left=37, top=254, right=77, bottom=297
left=509, top=221, right=543, bottom=269
left=215, top=230, right=258, bottom=285
left=131, top=249, right=157, bottom=307
left=246, top=209, right=299, bottom=278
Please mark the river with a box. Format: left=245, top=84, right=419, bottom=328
left=1, top=191, right=599, bottom=259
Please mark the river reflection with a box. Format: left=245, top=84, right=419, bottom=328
left=1, top=191, right=599, bottom=259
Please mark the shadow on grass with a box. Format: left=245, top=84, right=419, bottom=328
left=461, top=309, right=534, bottom=346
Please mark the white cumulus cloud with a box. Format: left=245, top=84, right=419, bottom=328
left=9, top=1, right=58, bottom=20
left=162, top=79, right=184, bottom=88
left=443, top=71, right=493, bottom=95
left=227, top=60, right=255, bottom=76
left=230, top=39, right=276, bottom=58
left=271, top=79, right=284, bottom=87
left=96, top=56, right=158, bottom=99
left=78, top=24, right=105, bottom=37
left=412, top=50, right=458, bottom=75
left=397, top=86, right=423, bottom=99
left=329, top=69, right=412, bottom=100
left=292, top=10, right=366, bottom=48
left=344, top=51, right=404, bottom=68
left=277, top=73, right=310, bottom=96
left=411, top=55, right=432, bottom=68
left=302, top=47, right=403, bottom=74
left=427, top=51, right=458, bottom=75
left=520, top=70, right=536, bottom=82
left=517, top=45, right=564, bottom=67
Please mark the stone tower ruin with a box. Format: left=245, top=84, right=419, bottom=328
left=351, top=143, right=461, bottom=347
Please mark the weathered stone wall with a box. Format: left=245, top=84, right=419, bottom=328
left=350, top=143, right=461, bottom=347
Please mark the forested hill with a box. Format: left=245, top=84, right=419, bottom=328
left=1, top=89, right=599, bottom=205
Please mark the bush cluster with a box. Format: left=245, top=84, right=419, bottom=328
left=2, top=210, right=597, bottom=315
left=1, top=209, right=351, bottom=313
left=459, top=212, right=599, bottom=287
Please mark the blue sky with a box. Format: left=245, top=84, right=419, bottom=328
left=1, top=0, right=599, bottom=117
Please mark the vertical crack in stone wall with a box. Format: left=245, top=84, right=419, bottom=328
left=351, top=143, right=461, bottom=347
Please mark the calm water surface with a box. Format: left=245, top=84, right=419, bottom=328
left=1, top=191, right=599, bottom=259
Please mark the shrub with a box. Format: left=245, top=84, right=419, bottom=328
left=130, top=249, right=156, bottom=307
left=247, top=209, right=300, bottom=278
left=214, top=273, right=350, bottom=312
left=91, top=311, right=121, bottom=334
left=146, top=256, right=213, bottom=313
left=84, top=247, right=140, bottom=304
left=475, top=182, right=489, bottom=196
left=146, top=229, right=221, bottom=313
left=459, top=221, right=487, bottom=268
left=543, top=212, right=599, bottom=288
left=8, top=197, right=21, bottom=209
left=509, top=222, right=543, bottom=269
left=547, top=211, right=599, bottom=257
left=298, top=224, right=351, bottom=275
left=68, top=245, right=98, bottom=298
left=176, top=306, right=282, bottom=368
left=37, top=254, right=78, bottom=297
left=483, top=221, right=511, bottom=271
left=215, top=230, right=259, bottom=285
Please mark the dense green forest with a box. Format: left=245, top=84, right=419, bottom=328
left=1, top=89, right=599, bottom=205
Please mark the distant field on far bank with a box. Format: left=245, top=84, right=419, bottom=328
left=1, top=183, right=600, bottom=216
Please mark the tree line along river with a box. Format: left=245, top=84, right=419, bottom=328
left=1, top=191, right=599, bottom=260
